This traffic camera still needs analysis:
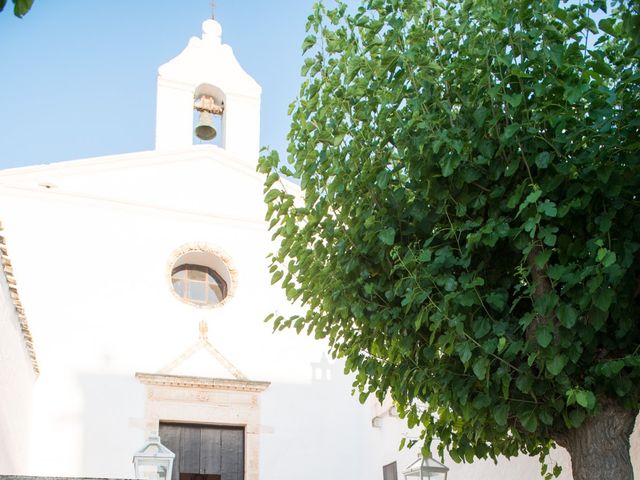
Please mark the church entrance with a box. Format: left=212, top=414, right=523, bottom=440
left=159, top=423, right=244, bottom=480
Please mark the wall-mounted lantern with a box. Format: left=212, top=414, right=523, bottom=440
left=403, top=455, right=449, bottom=480
left=133, top=435, right=175, bottom=480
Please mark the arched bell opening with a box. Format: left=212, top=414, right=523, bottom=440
left=192, top=83, right=226, bottom=146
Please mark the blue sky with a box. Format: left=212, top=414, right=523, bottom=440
left=0, top=1, right=317, bottom=168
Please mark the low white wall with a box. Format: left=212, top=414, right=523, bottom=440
left=366, top=399, right=640, bottom=480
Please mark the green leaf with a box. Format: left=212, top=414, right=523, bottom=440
left=557, top=304, right=578, bottom=328
left=504, top=157, right=519, bottom=177
left=546, top=354, right=567, bottom=376
left=376, top=170, right=390, bottom=189
left=414, top=309, right=429, bottom=329
left=596, top=248, right=617, bottom=268
left=598, top=18, right=616, bottom=36
left=264, top=189, right=280, bottom=203
left=538, top=200, right=557, bottom=217
left=472, top=393, right=492, bottom=409
left=494, top=404, right=509, bottom=426
left=302, top=34, right=317, bottom=54
left=472, top=317, right=491, bottom=337
left=457, top=342, right=472, bottom=365
left=565, top=83, right=588, bottom=104
left=535, top=152, right=551, bottom=169
left=536, top=325, right=553, bottom=348
left=472, top=357, right=490, bottom=381
left=575, top=390, right=596, bottom=409
left=543, top=235, right=556, bottom=247
left=504, top=93, right=523, bottom=108
left=568, top=409, right=586, bottom=428
left=270, top=270, right=284, bottom=285
left=534, top=249, right=552, bottom=269
left=418, top=249, right=432, bottom=262
left=526, top=190, right=542, bottom=204
left=519, top=410, right=538, bottom=432
left=457, top=290, right=477, bottom=307
left=516, top=373, right=533, bottom=394
left=264, top=172, right=280, bottom=189
left=13, top=0, right=32, bottom=17
left=589, top=307, right=607, bottom=330
left=539, top=410, right=554, bottom=426
left=378, top=227, right=396, bottom=246
left=444, top=276, right=457, bottom=292
left=593, top=288, right=614, bottom=312
left=441, top=156, right=459, bottom=177
left=486, top=291, right=507, bottom=311
left=519, top=190, right=542, bottom=215
left=473, top=106, right=489, bottom=127
left=501, top=123, right=520, bottom=142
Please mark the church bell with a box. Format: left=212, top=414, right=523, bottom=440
left=195, top=111, right=217, bottom=141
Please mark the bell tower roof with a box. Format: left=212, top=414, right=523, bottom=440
left=155, top=19, right=262, bottom=163
left=157, top=19, right=261, bottom=97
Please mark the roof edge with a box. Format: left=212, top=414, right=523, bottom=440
left=0, top=145, right=258, bottom=179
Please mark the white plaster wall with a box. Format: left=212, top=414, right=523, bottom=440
left=260, top=359, right=371, bottom=480
left=0, top=261, right=36, bottom=473
left=0, top=154, right=352, bottom=478
left=155, top=79, right=195, bottom=151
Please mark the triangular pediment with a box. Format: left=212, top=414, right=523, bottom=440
left=158, top=320, right=247, bottom=381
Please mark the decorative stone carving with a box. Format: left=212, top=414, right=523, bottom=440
left=136, top=371, right=269, bottom=480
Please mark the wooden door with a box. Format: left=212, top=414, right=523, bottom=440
left=159, top=423, right=244, bottom=480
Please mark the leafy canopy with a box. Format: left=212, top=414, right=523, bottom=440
left=259, top=0, right=640, bottom=473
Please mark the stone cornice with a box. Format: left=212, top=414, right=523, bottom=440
left=0, top=222, right=39, bottom=376
left=135, top=372, right=270, bottom=393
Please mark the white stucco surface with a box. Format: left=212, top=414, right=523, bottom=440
left=0, top=246, right=36, bottom=473
left=0, top=144, right=367, bottom=479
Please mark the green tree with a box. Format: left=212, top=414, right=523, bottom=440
left=0, top=0, right=33, bottom=18
left=259, top=0, right=640, bottom=478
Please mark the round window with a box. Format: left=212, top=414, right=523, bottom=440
left=171, top=264, right=227, bottom=306
left=167, top=243, right=236, bottom=309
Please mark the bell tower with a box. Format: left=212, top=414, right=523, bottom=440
left=154, top=19, right=262, bottom=162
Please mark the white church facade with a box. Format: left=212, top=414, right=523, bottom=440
left=0, top=18, right=637, bottom=480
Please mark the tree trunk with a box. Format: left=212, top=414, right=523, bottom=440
left=556, top=398, right=637, bottom=480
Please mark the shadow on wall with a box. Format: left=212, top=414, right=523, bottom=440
left=77, top=372, right=144, bottom=478
left=76, top=355, right=373, bottom=480
left=260, top=354, right=371, bottom=480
